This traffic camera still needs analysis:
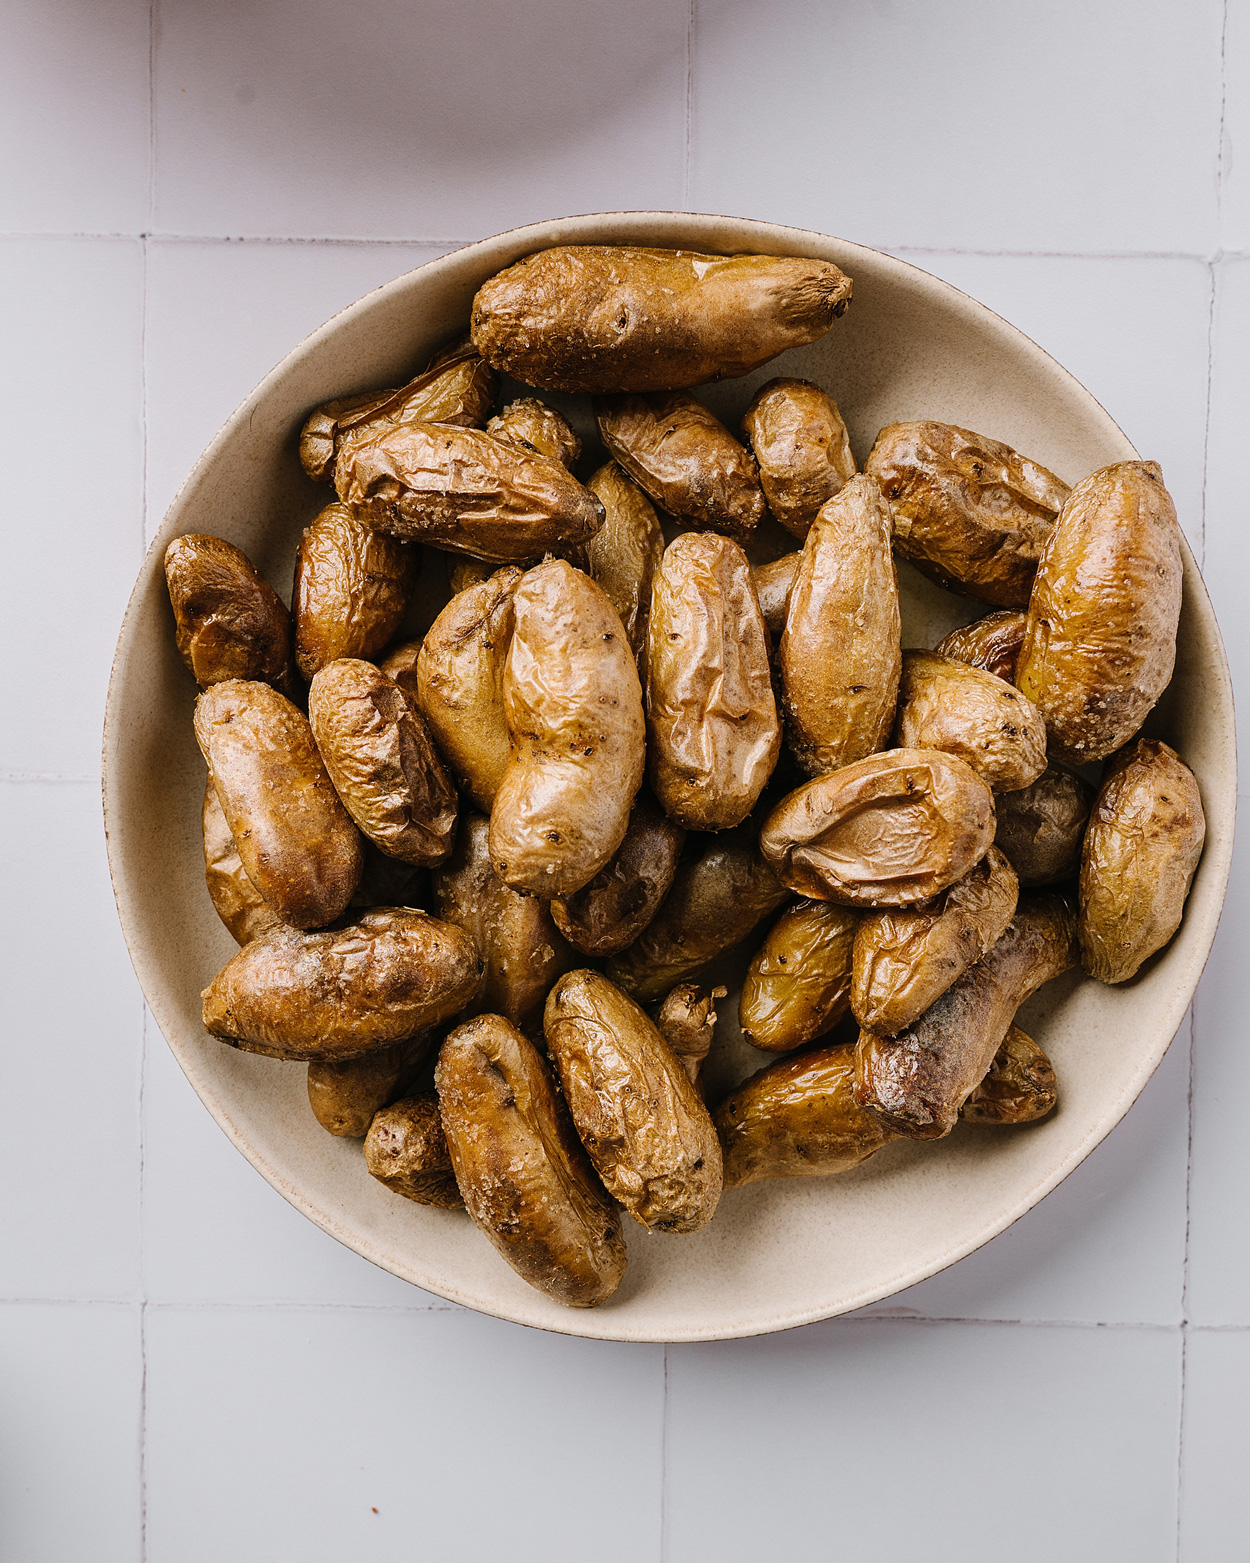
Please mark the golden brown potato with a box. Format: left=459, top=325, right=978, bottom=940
left=308, top=659, right=458, bottom=868
left=486, top=398, right=581, bottom=467
left=291, top=503, right=417, bottom=680
left=470, top=246, right=852, bottom=394
left=194, top=680, right=362, bottom=928
left=584, top=462, right=665, bottom=660
left=739, top=900, right=860, bottom=1052
left=363, top=1092, right=463, bottom=1208
left=741, top=377, right=857, bottom=539
left=779, top=474, right=901, bottom=776
left=759, top=749, right=996, bottom=907
left=490, top=559, right=646, bottom=897
left=164, top=534, right=295, bottom=695
left=994, top=764, right=1093, bottom=886
left=446, top=558, right=498, bottom=596
left=201, top=779, right=285, bottom=947
left=851, top=845, right=1019, bottom=1035
left=864, top=422, right=1069, bottom=608
left=436, top=1014, right=627, bottom=1307
left=646, top=532, right=780, bottom=830
left=307, top=1035, right=433, bottom=1138
left=752, top=552, right=801, bottom=640
left=656, top=983, right=725, bottom=1087
left=855, top=893, right=1078, bottom=1139
left=1079, top=738, right=1205, bottom=983
left=544, top=970, right=723, bottom=1233
left=894, top=650, right=1047, bottom=792
left=934, top=611, right=1028, bottom=683
left=960, top=1024, right=1057, bottom=1125
left=202, top=909, right=481, bottom=1062
left=1016, top=462, right=1183, bottom=764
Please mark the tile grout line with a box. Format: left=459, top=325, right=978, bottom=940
left=1199, top=260, right=1217, bottom=572
left=682, top=0, right=695, bottom=211
left=659, top=1344, right=671, bottom=1563
left=0, top=772, right=97, bottom=783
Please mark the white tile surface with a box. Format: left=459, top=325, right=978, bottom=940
left=1219, top=1, right=1250, bottom=251
left=1179, top=1328, right=1250, bottom=1561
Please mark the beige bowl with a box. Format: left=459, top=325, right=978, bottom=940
left=104, top=212, right=1235, bottom=1342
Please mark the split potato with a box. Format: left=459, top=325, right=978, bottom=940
left=164, top=534, right=295, bottom=695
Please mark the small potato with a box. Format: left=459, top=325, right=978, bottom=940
left=584, top=462, right=665, bottom=659
left=851, top=845, right=1019, bottom=1035
left=436, top=1015, right=627, bottom=1307
left=363, top=1092, right=463, bottom=1208
left=490, top=559, right=646, bottom=897
left=487, top=398, right=581, bottom=467
left=164, top=534, right=295, bottom=694
left=545, top=970, right=723, bottom=1233
left=446, top=558, right=498, bottom=596
left=202, top=909, right=482, bottom=1062
left=656, top=983, right=725, bottom=1087
left=759, top=749, right=996, bottom=907
left=307, top=1035, right=433, bottom=1138
left=934, top=611, right=1027, bottom=684
left=960, top=1024, right=1057, bottom=1125
left=895, top=650, right=1047, bottom=792
left=752, top=551, right=800, bottom=641
left=1079, top=738, right=1205, bottom=983
left=779, top=474, right=901, bottom=775
left=291, top=503, right=418, bottom=680
left=308, top=659, right=458, bottom=868
left=994, top=764, right=1093, bottom=886
left=739, top=900, right=860, bottom=1052
left=646, top=531, right=780, bottom=830
left=201, top=779, right=284, bottom=946
left=1016, top=461, right=1183, bottom=764
left=741, top=377, right=857, bottom=539
left=550, top=791, right=685, bottom=957
left=470, top=245, right=852, bottom=394
left=194, top=680, right=362, bottom=928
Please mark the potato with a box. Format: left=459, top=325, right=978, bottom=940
left=994, top=764, right=1092, bottom=886
left=363, top=1092, right=464, bottom=1208
left=194, top=680, right=362, bottom=928
left=759, top=749, right=996, bottom=907
left=490, top=559, right=646, bottom=896
left=584, top=462, right=665, bottom=660
left=164, top=534, right=295, bottom=694
left=308, top=659, right=458, bottom=868
left=291, top=503, right=418, bottom=680
left=201, top=909, right=482, bottom=1062
left=779, top=474, right=901, bottom=776
left=1079, top=738, right=1205, bottom=983
left=446, top=558, right=497, bottom=596
left=894, top=650, right=1047, bottom=792
left=851, top=845, right=1019, bottom=1035
left=854, top=893, right=1078, bottom=1139
left=544, top=970, right=723, bottom=1233
left=435, top=1014, right=627, bottom=1307
left=739, top=900, right=860, bottom=1052
left=656, top=983, right=725, bottom=1088
left=597, top=391, right=766, bottom=542
left=1016, top=461, right=1183, bottom=763
left=470, top=245, right=852, bottom=394
left=864, top=422, right=1069, bottom=608
left=741, top=377, right=857, bottom=539
left=201, top=779, right=285, bottom=947
left=960, top=1024, right=1057, bottom=1125
left=307, top=1035, right=433, bottom=1138
left=934, top=611, right=1027, bottom=683
left=486, top=398, right=581, bottom=467
left=646, top=532, right=780, bottom=830
left=752, top=551, right=800, bottom=640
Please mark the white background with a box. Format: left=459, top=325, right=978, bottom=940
left=1, top=1, right=1247, bottom=1558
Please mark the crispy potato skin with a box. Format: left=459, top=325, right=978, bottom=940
left=584, top=463, right=665, bottom=660
left=470, top=246, right=852, bottom=394
left=164, top=534, right=295, bottom=694
left=960, top=1024, right=1057, bottom=1125
left=487, top=398, right=581, bottom=467
left=657, top=983, right=724, bottom=1087
left=194, top=680, right=362, bottom=928
left=895, top=650, right=1047, bottom=792
left=865, top=422, right=1069, bottom=608
left=363, top=1092, right=464, bottom=1208
left=753, top=552, right=801, bottom=640
left=201, top=909, right=482, bottom=1061
left=854, top=894, right=1078, bottom=1139
left=201, top=779, right=285, bottom=946
left=739, top=900, right=860, bottom=1053
left=779, top=475, right=901, bottom=776
left=1017, top=461, right=1183, bottom=764
left=545, top=971, right=723, bottom=1233
left=307, top=1035, right=433, bottom=1138
left=759, top=749, right=996, bottom=907
left=934, top=611, right=1028, bottom=684
left=995, top=764, right=1093, bottom=886
left=741, top=378, right=857, bottom=539
left=435, top=1015, right=627, bottom=1307
left=646, top=532, right=780, bottom=830
left=291, top=503, right=417, bottom=680
left=851, top=845, right=1019, bottom=1035
left=1079, top=738, right=1205, bottom=983
left=550, top=791, right=685, bottom=957
left=490, top=559, right=646, bottom=897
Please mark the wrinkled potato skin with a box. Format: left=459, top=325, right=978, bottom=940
left=960, top=1025, right=1057, bottom=1125
left=865, top=423, right=1069, bottom=608
left=741, top=378, right=857, bottom=539
left=657, top=983, right=725, bottom=1087
left=779, top=475, right=901, bottom=776
left=202, top=909, right=482, bottom=1062
left=292, top=504, right=417, bottom=680
left=597, top=392, right=766, bottom=542
left=487, top=398, right=581, bottom=468
left=194, top=680, right=362, bottom=928
left=646, top=532, right=780, bottom=830
left=307, top=1035, right=433, bottom=1138
left=584, top=463, right=665, bottom=659
left=1079, top=738, right=1205, bottom=983
left=470, top=246, right=852, bottom=394
left=934, top=611, right=1028, bottom=684
left=895, top=650, right=1047, bottom=792
left=995, top=764, right=1093, bottom=886
left=753, top=552, right=801, bottom=640
left=550, top=791, right=685, bottom=957
left=164, top=534, right=296, bottom=694
left=201, top=780, right=285, bottom=946
left=490, top=559, right=646, bottom=897
left=1017, top=462, right=1183, bottom=764
left=759, top=749, right=996, bottom=907
left=436, top=1015, right=627, bottom=1307
left=851, top=845, right=1019, bottom=1035
left=363, top=1092, right=464, bottom=1208
left=739, top=900, right=860, bottom=1053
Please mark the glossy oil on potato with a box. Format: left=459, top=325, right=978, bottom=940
left=307, top=1034, right=433, bottom=1138
left=741, top=377, right=857, bottom=538
left=164, top=534, right=295, bottom=694
left=291, top=503, right=417, bottom=679
left=960, top=1024, right=1057, bottom=1125
left=895, top=650, right=1047, bottom=792
left=995, top=764, right=1093, bottom=886
left=739, top=899, right=860, bottom=1052
left=201, top=779, right=284, bottom=946
left=657, top=983, right=724, bottom=1087
left=584, top=462, right=665, bottom=659
left=550, top=790, right=684, bottom=957
left=364, top=1092, right=464, bottom=1209
left=486, top=398, right=581, bottom=467
left=934, top=611, right=1028, bottom=683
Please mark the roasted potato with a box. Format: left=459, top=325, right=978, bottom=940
left=446, top=558, right=498, bottom=596
left=753, top=551, right=800, bottom=641
left=894, top=650, right=1047, bottom=792
left=994, top=764, right=1093, bottom=886
left=656, top=983, right=725, bottom=1087
left=291, top=503, right=418, bottom=680
left=584, top=462, right=665, bottom=659
left=933, top=611, right=1027, bottom=683
left=960, top=1024, right=1057, bottom=1125
left=201, top=779, right=284, bottom=946
left=741, top=377, right=857, bottom=539
left=486, top=398, right=581, bottom=467
left=739, top=900, right=860, bottom=1052
left=363, top=1091, right=463, bottom=1208
left=164, top=534, right=295, bottom=694
left=307, top=1034, right=433, bottom=1138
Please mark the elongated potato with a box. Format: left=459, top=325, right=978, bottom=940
left=995, top=764, right=1093, bottom=886
left=753, top=552, right=801, bottom=640
left=741, top=378, right=857, bottom=539
left=1079, top=738, right=1205, bottom=983
left=657, top=983, right=725, bottom=1087
left=779, top=474, right=901, bottom=775
left=307, top=1035, right=433, bottom=1138
left=960, top=1024, right=1057, bottom=1125
left=487, top=398, right=581, bottom=467
left=549, top=791, right=684, bottom=957
left=436, top=1015, right=627, bottom=1307
left=934, top=611, right=1027, bottom=683
left=164, top=534, right=295, bottom=694
left=201, top=909, right=482, bottom=1061
left=739, top=900, right=860, bottom=1052
left=364, top=1092, right=463, bottom=1208
left=1016, top=461, right=1183, bottom=763
left=490, top=559, right=645, bottom=896
left=194, top=680, right=362, bottom=928
left=201, top=779, right=285, bottom=947
left=895, top=650, right=1047, bottom=792
left=292, top=503, right=417, bottom=679
left=470, top=245, right=852, bottom=393
left=584, top=462, right=665, bottom=659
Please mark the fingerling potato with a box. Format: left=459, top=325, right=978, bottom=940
left=894, top=650, right=1047, bottom=792
left=307, top=1034, right=433, bottom=1138
left=164, top=534, right=295, bottom=694
left=753, top=551, right=801, bottom=641
left=933, top=611, right=1027, bottom=683
left=960, top=1024, right=1057, bottom=1125
left=292, top=503, right=418, bottom=679
left=657, top=982, right=725, bottom=1087
left=201, top=778, right=284, bottom=947
left=994, top=764, right=1092, bottom=886
left=584, top=462, right=665, bottom=659
left=741, top=377, right=857, bottom=539
left=363, top=1092, right=464, bottom=1208
left=486, top=398, right=581, bottom=467
left=739, top=900, right=860, bottom=1052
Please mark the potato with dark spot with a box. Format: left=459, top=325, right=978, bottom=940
left=201, top=779, right=285, bottom=946
left=739, top=900, right=860, bottom=1052
left=364, top=1092, right=463, bottom=1208
left=741, top=377, right=857, bottom=539
left=584, top=463, right=665, bottom=660
left=895, top=650, right=1047, bottom=792
left=994, top=765, right=1093, bottom=886
left=550, top=791, right=684, bottom=957
left=292, top=503, right=418, bottom=680
left=164, top=534, right=296, bottom=695
left=934, top=611, right=1027, bottom=683
left=307, top=1035, right=433, bottom=1139
left=656, top=983, right=725, bottom=1088
left=487, top=398, right=581, bottom=467
left=960, top=1024, right=1057, bottom=1125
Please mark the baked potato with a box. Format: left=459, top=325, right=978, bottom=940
left=201, top=778, right=284, bottom=946
left=741, top=377, right=857, bottom=539
left=307, top=1034, right=433, bottom=1138
left=739, top=899, right=860, bottom=1052
left=994, top=764, right=1093, bottom=886
left=960, top=1024, right=1057, bottom=1125
left=894, top=649, right=1047, bottom=792
left=584, top=462, right=665, bottom=660
left=656, top=982, right=725, bottom=1087
left=753, top=551, right=800, bottom=640
left=363, top=1091, right=464, bottom=1208
left=933, top=611, right=1027, bottom=683
left=486, top=398, right=581, bottom=467
left=291, top=503, right=418, bottom=680
left=164, top=533, right=295, bottom=695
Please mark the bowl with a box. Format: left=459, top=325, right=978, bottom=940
left=103, top=212, right=1236, bottom=1342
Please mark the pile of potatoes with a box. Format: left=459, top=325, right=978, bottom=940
left=165, top=244, right=1206, bottom=1309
